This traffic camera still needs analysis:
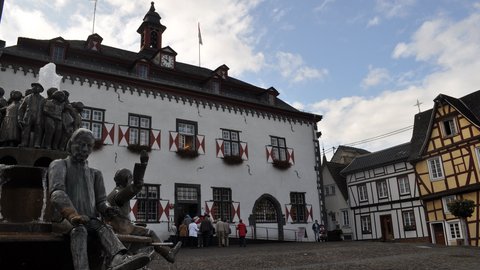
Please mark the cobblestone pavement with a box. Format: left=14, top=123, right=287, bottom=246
left=149, top=241, right=480, bottom=270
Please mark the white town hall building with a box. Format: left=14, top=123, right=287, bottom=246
left=0, top=3, right=322, bottom=241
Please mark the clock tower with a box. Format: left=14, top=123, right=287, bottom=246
left=137, top=2, right=166, bottom=52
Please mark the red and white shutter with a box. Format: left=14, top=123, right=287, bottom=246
left=306, top=204, right=313, bottom=222
left=232, top=202, right=240, bottom=222
left=130, top=199, right=138, bottom=222
left=287, top=148, right=295, bottom=164
left=118, top=125, right=130, bottom=146
left=266, top=146, right=273, bottom=163
left=149, top=129, right=161, bottom=150
left=169, top=131, right=178, bottom=151
left=240, top=142, right=248, bottom=160
left=205, top=201, right=215, bottom=220
left=158, top=200, right=169, bottom=222
left=285, top=204, right=293, bottom=223
left=196, top=135, right=205, bottom=154
left=101, top=123, right=115, bottom=145
left=216, top=139, right=224, bottom=158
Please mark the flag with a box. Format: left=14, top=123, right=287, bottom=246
left=198, top=22, right=203, bottom=45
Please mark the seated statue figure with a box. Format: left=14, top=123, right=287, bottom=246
left=105, top=151, right=181, bottom=263
left=48, top=128, right=150, bottom=270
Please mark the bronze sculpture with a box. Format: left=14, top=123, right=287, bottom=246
left=48, top=128, right=150, bottom=270
left=17, top=83, right=45, bottom=148
left=0, top=90, right=23, bottom=146
left=105, top=150, right=181, bottom=263
left=42, top=89, right=65, bottom=150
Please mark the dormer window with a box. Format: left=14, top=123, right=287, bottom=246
left=51, top=45, right=65, bottom=62
left=212, top=81, right=220, bottom=94
left=136, top=63, right=149, bottom=78
left=442, top=117, right=458, bottom=137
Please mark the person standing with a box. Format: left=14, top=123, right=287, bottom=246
left=215, top=219, right=225, bottom=247
left=223, top=219, right=230, bottom=247
left=200, top=215, right=213, bottom=247
left=188, top=220, right=199, bottom=248
left=312, top=220, right=321, bottom=242
left=178, top=222, right=188, bottom=247
left=236, top=219, right=247, bottom=247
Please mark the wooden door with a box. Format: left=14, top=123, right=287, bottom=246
left=380, top=215, right=394, bottom=241
left=432, top=223, right=446, bottom=245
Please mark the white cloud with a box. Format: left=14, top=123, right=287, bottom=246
left=309, top=12, right=480, bottom=157
left=367, top=16, right=380, bottom=27
left=0, top=0, right=264, bottom=77
left=361, top=66, right=391, bottom=89
left=314, top=0, right=336, bottom=13
left=276, top=51, right=329, bottom=82
left=375, top=0, right=416, bottom=19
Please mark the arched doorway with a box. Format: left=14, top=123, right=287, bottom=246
left=252, top=194, right=284, bottom=241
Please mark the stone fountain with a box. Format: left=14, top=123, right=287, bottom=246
left=0, top=65, right=86, bottom=269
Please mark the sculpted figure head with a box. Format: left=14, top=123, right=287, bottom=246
left=114, top=168, right=133, bottom=188
left=67, top=128, right=95, bottom=162
left=31, top=83, right=44, bottom=94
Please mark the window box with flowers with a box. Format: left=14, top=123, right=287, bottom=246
left=118, top=114, right=161, bottom=153
left=176, top=148, right=199, bottom=158
left=266, top=136, right=294, bottom=170
left=127, top=144, right=152, bottom=153
left=272, top=159, right=291, bottom=170
left=216, top=129, right=248, bottom=165
left=169, top=120, right=205, bottom=159
left=223, top=155, right=243, bottom=165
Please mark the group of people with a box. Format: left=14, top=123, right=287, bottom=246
left=48, top=128, right=180, bottom=270
left=176, top=215, right=248, bottom=248
left=0, top=83, right=84, bottom=149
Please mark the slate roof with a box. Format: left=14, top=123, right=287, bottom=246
left=408, top=90, right=480, bottom=161
left=341, top=142, right=411, bottom=175
left=1, top=36, right=317, bottom=119
left=324, top=161, right=349, bottom=201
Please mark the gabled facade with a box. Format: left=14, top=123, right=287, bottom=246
left=320, top=146, right=369, bottom=240
left=0, top=3, right=322, bottom=241
left=409, top=91, right=480, bottom=246
left=342, top=143, right=428, bottom=242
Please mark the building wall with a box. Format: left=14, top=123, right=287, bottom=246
left=414, top=103, right=480, bottom=246
left=0, top=64, right=321, bottom=241
left=347, top=161, right=428, bottom=241
left=322, top=168, right=353, bottom=239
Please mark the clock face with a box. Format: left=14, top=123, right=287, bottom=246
left=161, top=54, right=174, bottom=68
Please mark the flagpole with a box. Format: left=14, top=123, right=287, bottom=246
left=198, top=22, right=203, bottom=67
left=92, top=0, right=98, bottom=34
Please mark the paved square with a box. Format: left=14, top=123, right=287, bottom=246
left=150, top=241, right=480, bottom=270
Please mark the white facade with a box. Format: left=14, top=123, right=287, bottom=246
left=345, top=158, right=428, bottom=241
left=0, top=54, right=321, bottom=242
left=322, top=164, right=354, bottom=239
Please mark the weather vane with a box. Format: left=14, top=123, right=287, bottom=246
left=91, top=0, right=98, bottom=34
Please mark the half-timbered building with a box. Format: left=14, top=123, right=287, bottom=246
left=409, top=91, right=480, bottom=246
left=0, top=2, right=322, bottom=241
left=342, top=143, right=428, bottom=241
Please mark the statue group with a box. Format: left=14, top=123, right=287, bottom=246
left=0, top=83, right=84, bottom=149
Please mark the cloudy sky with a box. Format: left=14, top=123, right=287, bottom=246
left=1, top=0, right=480, bottom=158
